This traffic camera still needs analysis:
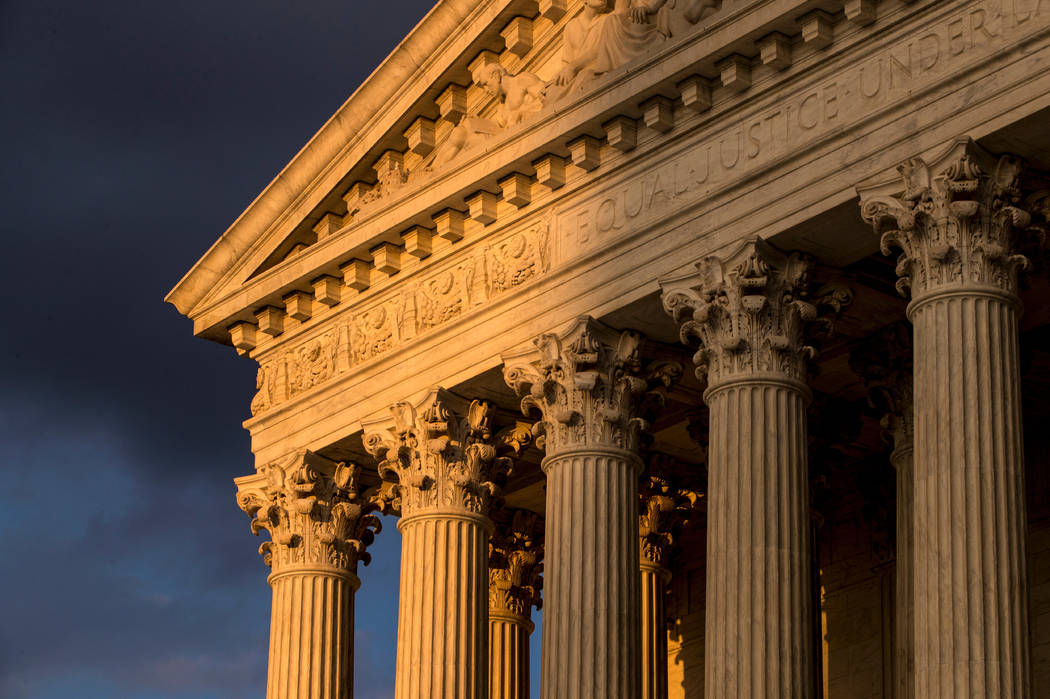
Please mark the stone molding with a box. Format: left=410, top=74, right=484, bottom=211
left=363, top=389, right=527, bottom=521
left=502, top=316, right=682, bottom=458
left=859, top=137, right=1049, bottom=307
left=249, top=220, right=550, bottom=417
left=488, top=508, right=543, bottom=620
left=235, top=451, right=380, bottom=578
left=660, top=236, right=841, bottom=390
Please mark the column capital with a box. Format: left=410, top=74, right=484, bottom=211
left=489, top=508, right=543, bottom=620
left=849, top=322, right=914, bottom=457
left=660, top=237, right=843, bottom=390
left=501, top=316, right=682, bottom=457
left=362, top=388, right=525, bottom=520
left=639, top=469, right=699, bottom=569
left=235, top=451, right=380, bottom=578
left=858, top=137, right=1049, bottom=305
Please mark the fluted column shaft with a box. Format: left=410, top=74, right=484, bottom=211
left=641, top=560, right=671, bottom=699
left=543, top=449, right=641, bottom=697
left=267, top=568, right=359, bottom=699
left=236, top=454, right=381, bottom=699
left=891, top=442, right=914, bottom=699
left=705, top=379, right=813, bottom=698
left=503, top=318, right=678, bottom=699
left=396, top=512, right=489, bottom=699
left=859, top=140, right=1040, bottom=696
left=910, top=290, right=1029, bottom=697
left=489, top=610, right=533, bottom=699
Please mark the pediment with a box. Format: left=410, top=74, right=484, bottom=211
left=166, top=0, right=759, bottom=336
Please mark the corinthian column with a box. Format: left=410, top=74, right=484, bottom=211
left=660, top=237, right=830, bottom=698
left=236, top=451, right=380, bottom=699
left=638, top=470, right=698, bottom=699
left=859, top=138, right=1047, bottom=697
left=502, top=317, right=680, bottom=699
left=850, top=322, right=915, bottom=699
left=488, top=508, right=543, bottom=699
left=364, top=390, right=515, bottom=699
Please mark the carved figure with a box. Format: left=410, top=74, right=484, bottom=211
left=473, top=63, right=547, bottom=128
left=653, top=0, right=720, bottom=38
left=549, top=0, right=667, bottom=102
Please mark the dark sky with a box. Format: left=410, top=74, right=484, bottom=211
left=0, top=2, right=530, bottom=697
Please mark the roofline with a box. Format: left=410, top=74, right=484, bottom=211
left=165, top=0, right=492, bottom=316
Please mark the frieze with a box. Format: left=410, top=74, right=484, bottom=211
left=250, top=220, right=552, bottom=417
left=557, top=0, right=1050, bottom=264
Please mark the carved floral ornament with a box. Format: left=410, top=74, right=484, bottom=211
left=489, top=508, right=544, bottom=619
left=249, top=222, right=551, bottom=418
left=235, top=452, right=381, bottom=577
left=502, top=316, right=683, bottom=457
left=362, top=390, right=531, bottom=520
left=859, top=138, right=1050, bottom=302
left=660, top=237, right=853, bottom=389
left=639, top=471, right=699, bottom=568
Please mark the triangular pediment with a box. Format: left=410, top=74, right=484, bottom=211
left=166, top=0, right=745, bottom=337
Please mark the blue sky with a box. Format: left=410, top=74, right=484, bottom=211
left=0, top=2, right=540, bottom=696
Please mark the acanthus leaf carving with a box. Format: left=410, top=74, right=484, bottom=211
left=639, top=462, right=700, bottom=568
left=362, top=390, right=523, bottom=519
left=502, top=317, right=681, bottom=456
left=659, top=236, right=846, bottom=388
left=859, top=139, right=1046, bottom=301
left=235, top=452, right=381, bottom=575
left=488, top=508, right=544, bottom=618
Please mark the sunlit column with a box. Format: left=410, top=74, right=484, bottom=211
left=860, top=138, right=1047, bottom=697
left=364, top=390, right=521, bottom=699
left=502, top=317, right=681, bottom=699
left=661, top=238, right=837, bottom=698
left=488, top=509, right=543, bottom=699
left=236, top=451, right=381, bottom=699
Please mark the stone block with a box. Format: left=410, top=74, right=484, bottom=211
left=466, top=190, right=499, bottom=224
left=539, top=0, right=567, bottom=22
left=604, top=116, right=637, bottom=151
left=501, top=17, right=533, bottom=57
left=228, top=321, right=257, bottom=352
left=370, top=242, right=402, bottom=275
left=499, top=172, right=532, bottom=207
left=568, top=135, right=600, bottom=171
left=437, top=84, right=468, bottom=124
left=433, top=208, right=465, bottom=242
left=401, top=226, right=433, bottom=258
left=255, top=306, right=285, bottom=337
left=798, top=10, right=835, bottom=49
left=533, top=154, right=566, bottom=190
left=718, top=55, right=751, bottom=92
left=312, top=212, right=342, bottom=239
left=844, top=0, right=877, bottom=26
left=758, top=32, right=792, bottom=70
left=283, top=290, right=313, bottom=321
left=641, top=96, right=674, bottom=133
left=677, top=75, right=712, bottom=112
left=341, top=258, right=371, bottom=291
left=311, top=275, right=342, bottom=306
left=404, top=117, right=436, bottom=156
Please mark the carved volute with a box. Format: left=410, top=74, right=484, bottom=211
left=502, top=316, right=682, bottom=458
left=860, top=138, right=1049, bottom=303
left=488, top=509, right=544, bottom=620
left=363, top=389, right=526, bottom=520
left=235, top=451, right=381, bottom=577
left=660, top=237, right=841, bottom=390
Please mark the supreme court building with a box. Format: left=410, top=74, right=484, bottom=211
left=167, top=0, right=1050, bottom=696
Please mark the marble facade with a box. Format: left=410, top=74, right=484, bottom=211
left=168, top=1, right=1050, bottom=696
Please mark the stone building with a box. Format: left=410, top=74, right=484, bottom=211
left=166, top=1, right=1050, bottom=697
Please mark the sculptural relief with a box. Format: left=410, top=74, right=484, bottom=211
left=350, top=296, right=407, bottom=364
left=416, top=261, right=477, bottom=332
left=287, top=330, right=338, bottom=398
left=653, top=0, right=720, bottom=40
left=548, top=0, right=667, bottom=102
left=485, top=222, right=551, bottom=295
left=474, top=63, right=547, bottom=128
